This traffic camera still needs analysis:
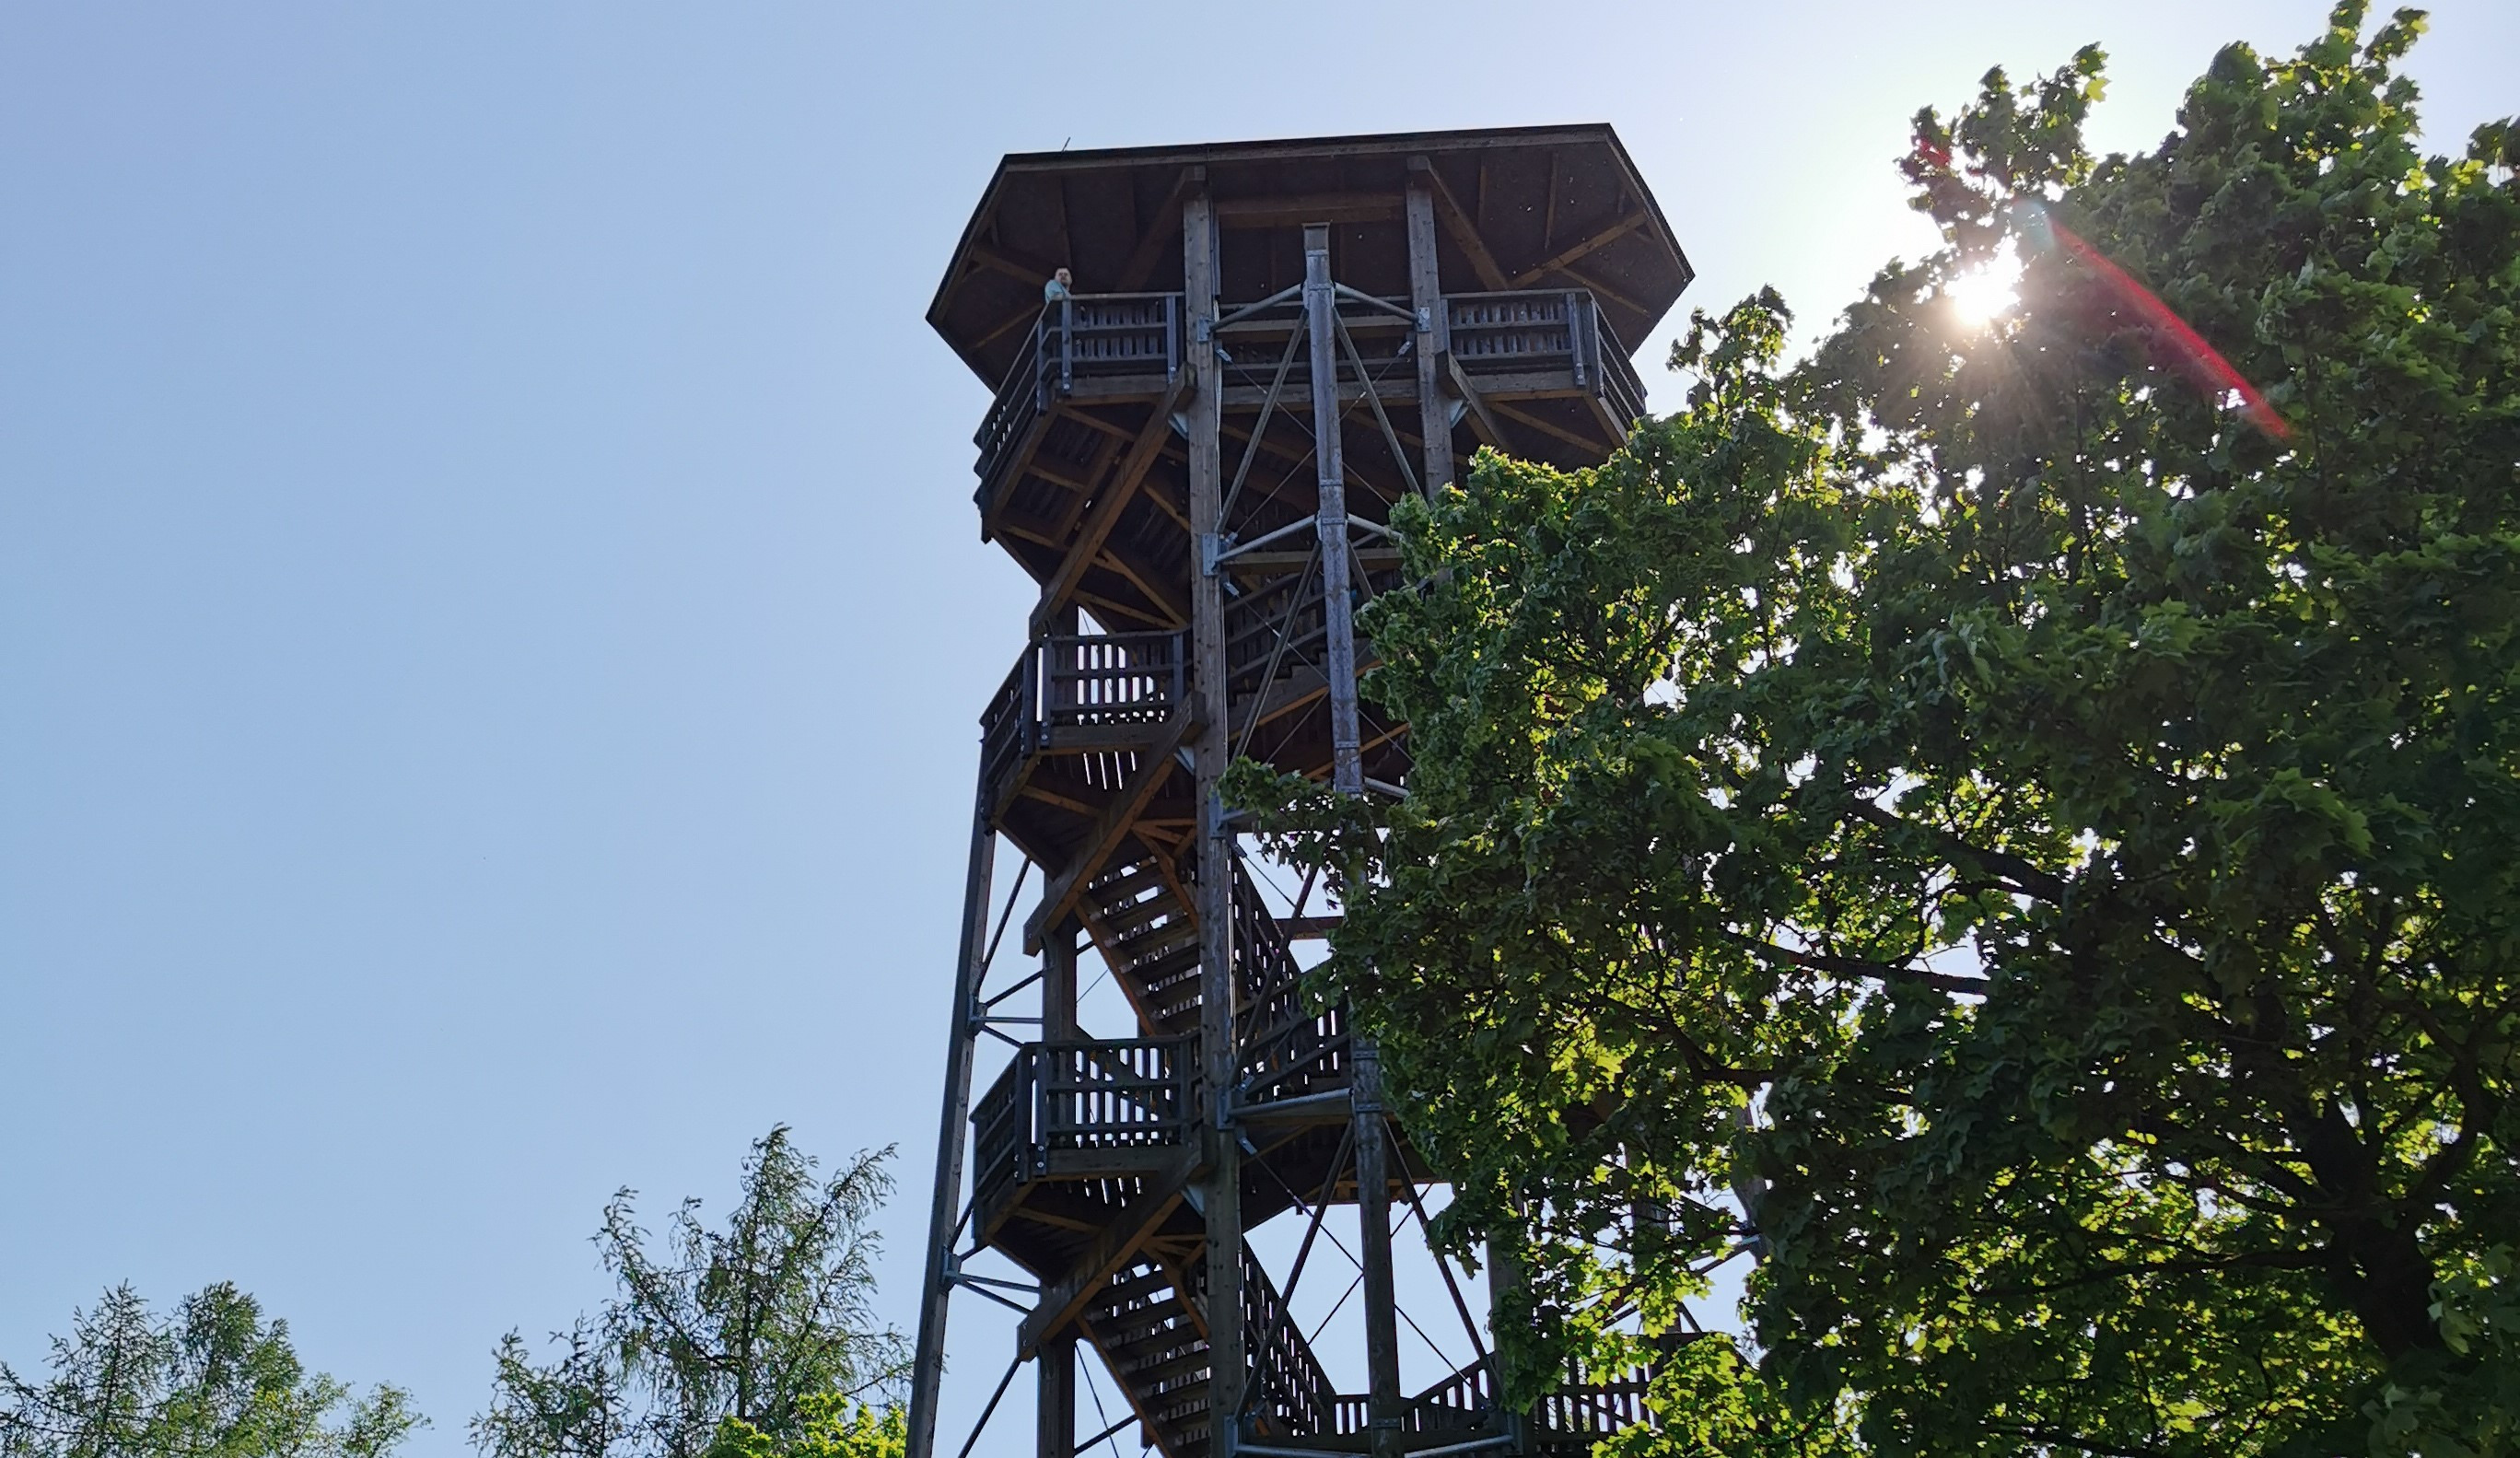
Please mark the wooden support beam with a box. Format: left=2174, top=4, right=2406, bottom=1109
left=1017, top=1153, right=1202, bottom=1358
left=1508, top=209, right=1651, bottom=287
left=1068, top=587, right=1173, bottom=633
left=1037, top=1337, right=1076, bottom=1458
left=1406, top=181, right=1453, bottom=497
left=1015, top=782, right=1097, bottom=818
left=1353, top=1045, right=1404, bottom=1458
left=1216, top=190, right=1404, bottom=227
left=966, top=238, right=1065, bottom=286
left=1304, top=224, right=1365, bottom=797
left=1492, top=397, right=1609, bottom=454
left=1409, top=157, right=1508, bottom=290
left=1030, top=369, right=1193, bottom=637
left=1043, top=922, right=1079, bottom=1042
left=1184, top=186, right=1245, bottom=1458
left=1441, top=352, right=1511, bottom=452
left=1114, top=167, right=1198, bottom=290
left=1557, top=260, right=1649, bottom=318
left=904, top=771, right=999, bottom=1458
left=974, top=298, right=1044, bottom=354
left=1091, top=547, right=1190, bottom=629
left=1024, top=704, right=1197, bottom=952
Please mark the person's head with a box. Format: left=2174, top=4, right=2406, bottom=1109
left=1054, top=266, right=1072, bottom=287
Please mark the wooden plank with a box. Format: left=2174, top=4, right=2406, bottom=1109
left=1410, top=157, right=1508, bottom=289
left=1042, top=1146, right=1182, bottom=1179
left=1029, top=370, right=1194, bottom=637
left=1025, top=705, right=1198, bottom=952
left=1508, top=210, right=1650, bottom=288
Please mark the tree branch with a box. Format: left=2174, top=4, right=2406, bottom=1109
left=1847, top=799, right=2072, bottom=903
left=1724, top=932, right=1989, bottom=996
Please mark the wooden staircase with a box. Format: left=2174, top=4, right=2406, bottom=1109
left=1079, top=1242, right=1337, bottom=1455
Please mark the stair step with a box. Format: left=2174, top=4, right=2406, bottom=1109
left=1126, top=1347, right=1215, bottom=1392
left=1090, top=1266, right=1181, bottom=1313
left=1110, top=1313, right=1204, bottom=1365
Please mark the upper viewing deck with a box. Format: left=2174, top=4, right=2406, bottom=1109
left=928, top=127, right=1695, bottom=607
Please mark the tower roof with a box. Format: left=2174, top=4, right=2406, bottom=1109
left=929, top=123, right=1694, bottom=384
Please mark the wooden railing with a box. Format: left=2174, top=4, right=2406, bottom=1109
left=1448, top=290, right=1647, bottom=432
left=971, top=1036, right=1199, bottom=1231
left=1319, top=1351, right=1656, bottom=1445
left=979, top=629, right=1188, bottom=802
left=975, top=294, right=1184, bottom=497
left=1233, top=869, right=1348, bottom=1104
left=973, top=288, right=1644, bottom=507
left=1242, top=1244, right=1339, bottom=1438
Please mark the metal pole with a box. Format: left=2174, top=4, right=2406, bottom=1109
left=1302, top=224, right=1364, bottom=796
left=906, top=764, right=1001, bottom=1458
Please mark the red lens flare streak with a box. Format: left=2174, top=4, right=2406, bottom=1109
left=2019, top=204, right=2292, bottom=441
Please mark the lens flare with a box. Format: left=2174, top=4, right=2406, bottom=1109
left=1944, top=248, right=2023, bottom=328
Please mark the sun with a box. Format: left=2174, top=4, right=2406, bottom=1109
left=1944, top=245, right=2024, bottom=328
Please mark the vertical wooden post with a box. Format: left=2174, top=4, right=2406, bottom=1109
left=1184, top=181, right=1246, bottom=1458
left=1037, top=1337, right=1076, bottom=1458
left=1302, top=224, right=1364, bottom=796
left=1351, top=1044, right=1404, bottom=1458
left=905, top=767, right=999, bottom=1458
left=1405, top=171, right=1453, bottom=500
left=1043, top=920, right=1079, bottom=1042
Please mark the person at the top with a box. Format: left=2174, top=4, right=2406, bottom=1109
left=1044, top=266, right=1073, bottom=303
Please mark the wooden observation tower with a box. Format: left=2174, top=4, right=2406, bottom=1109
left=908, top=126, right=1694, bottom=1458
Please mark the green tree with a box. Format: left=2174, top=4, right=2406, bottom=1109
left=473, top=1127, right=907, bottom=1458
left=1234, top=6, right=2519, bottom=1453
left=0, top=1282, right=421, bottom=1458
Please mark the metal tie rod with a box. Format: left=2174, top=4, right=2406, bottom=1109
left=1208, top=512, right=1319, bottom=572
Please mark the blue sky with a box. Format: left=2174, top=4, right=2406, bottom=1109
left=4, top=4, right=2512, bottom=1454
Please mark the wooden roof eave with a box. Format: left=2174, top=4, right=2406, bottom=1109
left=929, top=122, right=1694, bottom=387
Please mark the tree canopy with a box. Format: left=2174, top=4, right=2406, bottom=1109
left=0, top=1283, right=420, bottom=1458
left=1234, top=6, right=2520, bottom=1452
left=472, top=1127, right=906, bottom=1458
